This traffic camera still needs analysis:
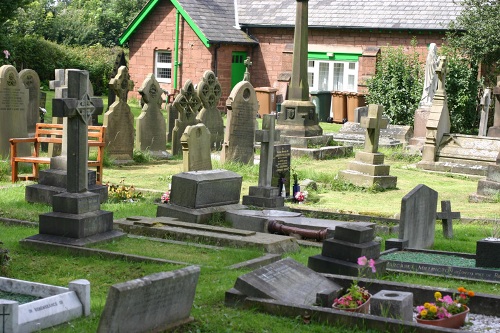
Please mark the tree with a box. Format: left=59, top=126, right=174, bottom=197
left=448, top=0, right=500, bottom=80
left=0, top=1, right=33, bottom=24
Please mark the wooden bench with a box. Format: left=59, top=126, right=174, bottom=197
left=10, top=123, right=106, bottom=184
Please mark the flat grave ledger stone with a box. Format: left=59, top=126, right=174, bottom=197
left=136, top=73, right=167, bottom=155
left=196, top=70, right=224, bottom=150
left=0, top=277, right=90, bottom=333
left=171, top=80, right=202, bottom=155
left=220, top=80, right=259, bottom=164
left=103, top=65, right=134, bottom=161
left=271, top=144, right=291, bottom=196
left=98, top=266, right=200, bottom=333
left=0, top=65, right=30, bottom=158
left=181, top=123, right=212, bottom=172
left=19, top=69, right=41, bottom=135
left=399, top=184, right=438, bottom=249
left=228, top=258, right=342, bottom=306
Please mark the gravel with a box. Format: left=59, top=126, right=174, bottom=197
left=412, top=311, right=500, bottom=332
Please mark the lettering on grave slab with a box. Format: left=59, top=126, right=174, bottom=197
left=271, top=144, right=291, bottom=196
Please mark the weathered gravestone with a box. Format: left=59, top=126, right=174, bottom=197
left=103, top=66, right=134, bottom=162
left=271, top=144, right=291, bottom=197
left=181, top=123, right=212, bottom=172
left=399, top=184, right=438, bottom=249
left=478, top=88, right=492, bottom=137
left=98, top=266, right=200, bottom=333
left=220, top=80, right=259, bottom=164
left=156, top=169, right=244, bottom=223
left=436, top=200, right=460, bottom=239
left=338, top=104, right=397, bottom=189
left=106, top=50, right=128, bottom=110
left=136, top=73, right=168, bottom=158
left=226, top=258, right=342, bottom=307
left=171, top=80, right=202, bottom=155
left=469, top=151, right=500, bottom=202
left=242, top=114, right=284, bottom=208
left=25, top=70, right=108, bottom=205
left=0, top=65, right=30, bottom=158
left=49, top=68, right=65, bottom=91
left=308, top=223, right=387, bottom=277
left=25, top=72, right=123, bottom=246
left=487, top=76, right=500, bottom=137
left=19, top=69, right=41, bottom=135
left=196, top=70, right=224, bottom=150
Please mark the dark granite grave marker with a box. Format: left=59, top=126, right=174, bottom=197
left=436, top=200, right=460, bottom=239
left=271, top=144, right=291, bottom=196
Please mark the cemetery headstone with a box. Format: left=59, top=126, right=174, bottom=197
left=308, top=223, right=387, bottom=276
left=220, top=80, right=259, bottom=164
left=196, top=70, right=224, bottom=150
left=242, top=114, right=284, bottom=208
left=171, top=80, right=202, bottom=155
left=436, top=200, right=460, bottom=239
left=49, top=68, right=65, bottom=90
left=19, top=69, right=40, bottom=135
left=276, top=0, right=323, bottom=138
left=25, top=70, right=122, bottom=246
left=227, top=258, right=342, bottom=306
left=107, top=50, right=128, bottom=110
left=478, top=88, right=492, bottom=137
left=469, top=151, right=500, bottom=202
left=136, top=73, right=168, bottom=157
left=98, top=266, right=200, bottom=333
left=181, top=123, right=212, bottom=172
left=103, top=66, right=134, bottom=161
left=0, top=65, right=30, bottom=158
left=488, top=76, right=500, bottom=137
left=399, top=184, right=438, bottom=249
left=338, top=104, right=397, bottom=189
left=271, top=144, right=291, bottom=196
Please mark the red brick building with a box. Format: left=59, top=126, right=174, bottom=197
left=120, top=0, right=462, bottom=106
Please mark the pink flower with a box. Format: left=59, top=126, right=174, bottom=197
left=368, top=259, right=376, bottom=273
left=357, top=256, right=367, bottom=266
left=3, top=50, right=10, bottom=59
left=441, top=295, right=453, bottom=304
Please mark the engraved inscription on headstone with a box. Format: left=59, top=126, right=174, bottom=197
left=272, top=144, right=291, bottom=196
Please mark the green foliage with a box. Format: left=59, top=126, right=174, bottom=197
left=0, top=241, right=10, bottom=274
left=440, top=46, right=480, bottom=134
left=133, top=149, right=153, bottom=164
left=366, top=40, right=423, bottom=125
left=0, top=159, right=10, bottom=182
left=106, top=180, right=143, bottom=203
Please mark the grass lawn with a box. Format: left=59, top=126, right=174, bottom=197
left=0, top=90, right=498, bottom=332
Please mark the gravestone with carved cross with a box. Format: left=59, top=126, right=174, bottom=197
left=242, top=114, right=284, bottom=208
left=136, top=73, right=168, bottom=157
left=436, top=200, right=460, bottom=239
left=25, top=71, right=123, bottom=246
left=103, top=66, right=134, bottom=161
left=339, top=104, right=397, bottom=189
left=172, top=80, right=202, bottom=155
left=196, top=70, right=224, bottom=151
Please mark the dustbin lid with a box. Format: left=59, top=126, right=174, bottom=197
left=310, top=90, right=331, bottom=95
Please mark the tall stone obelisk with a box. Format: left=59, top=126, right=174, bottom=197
left=276, top=0, right=322, bottom=137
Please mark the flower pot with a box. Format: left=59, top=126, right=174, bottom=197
left=416, top=306, right=469, bottom=329
left=332, top=295, right=371, bottom=314
left=292, top=184, right=300, bottom=198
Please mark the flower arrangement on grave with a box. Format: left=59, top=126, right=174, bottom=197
left=332, top=256, right=376, bottom=312
left=106, top=180, right=143, bottom=203
left=416, top=287, right=474, bottom=321
left=160, top=190, right=170, bottom=204
left=294, top=191, right=308, bottom=203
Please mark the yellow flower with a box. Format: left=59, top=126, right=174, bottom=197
left=434, top=292, right=442, bottom=300
left=424, top=302, right=431, bottom=309
left=420, top=309, right=428, bottom=317
left=429, top=305, right=438, bottom=313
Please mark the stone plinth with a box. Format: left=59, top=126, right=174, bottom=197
left=339, top=151, right=397, bottom=189
left=242, top=186, right=285, bottom=208
left=469, top=156, right=500, bottom=202
left=371, top=290, right=413, bottom=321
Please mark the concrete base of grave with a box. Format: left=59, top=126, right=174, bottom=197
left=469, top=192, right=499, bottom=203
left=290, top=145, right=353, bottom=160
left=24, top=229, right=125, bottom=247
left=279, top=135, right=330, bottom=148
left=308, top=255, right=387, bottom=277
left=417, top=160, right=489, bottom=176
left=338, top=170, right=397, bottom=189
left=156, top=203, right=247, bottom=224
left=38, top=210, right=114, bottom=238
left=242, top=186, right=285, bottom=208
left=114, top=216, right=300, bottom=254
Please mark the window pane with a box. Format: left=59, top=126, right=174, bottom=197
left=333, top=63, right=344, bottom=91
left=308, top=60, right=315, bottom=68
left=318, top=62, right=329, bottom=91
left=157, top=52, right=171, bottom=63
left=157, top=68, right=171, bottom=79
left=308, top=72, right=314, bottom=88
left=349, top=62, right=356, bottom=70
left=348, top=75, right=355, bottom=91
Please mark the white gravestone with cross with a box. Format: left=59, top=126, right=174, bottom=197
left=242, top=114, right=285, bottom=208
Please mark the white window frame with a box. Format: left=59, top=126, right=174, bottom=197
left=155, top=50, right=172, bottom=83
left=307, top=60, right=358, bottom=92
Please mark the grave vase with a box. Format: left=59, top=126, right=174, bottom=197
left=416, top=306, right=469, bottom=329
left=332, top=294, right=371, bottom=314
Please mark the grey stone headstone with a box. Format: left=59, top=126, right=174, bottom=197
left=98, top=266, right=200, bottom=333
left=196, top=70, right=224, bottom=150
left=221, top=80, right=259, bottom=164
left=103, top=66, right=134, bottom=161
left=181, top=123, right=213, bottom=172
left=170, top=169, right=242, bottom=208
left=232, top=258, right=341, bottom=305
left=0, top=65, right=30, bottom=158
left=399, top=184, right=438, bottom=249
left=19, top=69, right=41, bottom=134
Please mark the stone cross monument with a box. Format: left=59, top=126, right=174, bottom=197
left=360, top=104, right=389, bottom=153
left=196, top=70, right=224, bottom=150
left=276, top=0, right=322, bottom=137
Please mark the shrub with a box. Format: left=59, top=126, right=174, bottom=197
left=366, top=39, right=423, bottom=126
left=0, top=241, right=10, bottom=274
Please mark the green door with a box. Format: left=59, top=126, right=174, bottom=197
left=231, top=51, right=247, bottom=89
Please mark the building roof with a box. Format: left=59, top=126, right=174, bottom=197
left=238, top=0, right=462, bottom=31
left=120, top=0, right=462, bottom=46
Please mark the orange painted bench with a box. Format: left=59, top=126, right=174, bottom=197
left=9, top=123, right=106, bottom=184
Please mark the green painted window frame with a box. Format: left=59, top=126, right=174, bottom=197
left=307, top=51, right=361, bottom=62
